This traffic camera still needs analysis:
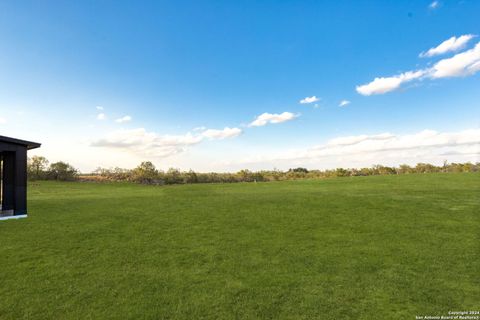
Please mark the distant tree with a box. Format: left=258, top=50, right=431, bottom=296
left=461, top=162, right=474, bottom=173
left=415, top=163, right=438, bottom=174
left=442, top=160, right=448, bottom=173
left=289, top=167, right=309, bottom=173
left=398, top=164, right=413, bottom=174
left=237, top=169, right=255, bottom=182
left=132, top=161, right=158, bottom=184
left=185, top=170, right=198, bottom=183
left=76, top=161, right=480, bottom=185
left=335, top=168, right=349, bottom=177
left=165, top=168, right=182, bottom=184
left=27, top=156, right=49, bottom=180
left=358, top=167, right=373, bottom=176
left=377, top=165, right=396, bottom=175
left=47, top=161, right=78, bottom=181
left=93, top=167, right=109, bottom=176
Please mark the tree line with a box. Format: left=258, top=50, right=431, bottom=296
left=27, top=156, right=78, bottom=181
left=27, top=156, right=479, bottom=183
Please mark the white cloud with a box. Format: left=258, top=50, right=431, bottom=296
left=429, top=1, right=439, bottom=9
left=201, top=127, right=242, bottom=139
left=357, top=40, right=480, bottom=95
left=231, top=128, right=480, bottom=169
left=249, top=112, right=298, bottom=127
left=309, top=129, right=480, bottom=156
left=429, top=42, right=480, bottom=78
left=92, top=125, right=242, bottom=158
left=96, top=106, right=104, bottom=110
left=91, top=128, right=203, bottom=158
left=356, top=70, right=426, bottom=96
left=0, top=117, right=6, bottom=124
left=326, top=133, right=395, bottom=146
left=299, top=96, right=320, bottom=104
left=339, top=100, right=351, bottom=107
left=115, top=115, right=132, bottom=123
left=96, top=113, right=106, bottom=120
left=420, top=34, right=476, bottom=58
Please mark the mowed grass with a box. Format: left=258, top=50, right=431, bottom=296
left=0, top=173, right=479, bottom=319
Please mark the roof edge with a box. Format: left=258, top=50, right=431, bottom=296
left=0, top=135, right=41, bottom=150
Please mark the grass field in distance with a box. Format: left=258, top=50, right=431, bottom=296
left=1, top=173, right=479, bottom=319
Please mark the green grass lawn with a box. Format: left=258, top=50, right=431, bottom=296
left=1, top=173, right=479, bottom=319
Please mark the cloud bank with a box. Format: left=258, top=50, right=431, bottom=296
left=357, top=38, right=480, bottom=95
left=91, top=126, right=242, bottom=158
left=230, top=128, right=480, bottom=169
left=429, top=42, right=480, bottom=78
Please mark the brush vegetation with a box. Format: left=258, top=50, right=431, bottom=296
left=28, top=155, right=480, bottom=184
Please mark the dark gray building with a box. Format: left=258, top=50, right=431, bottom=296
left=0, top=136, right=41, bottom=219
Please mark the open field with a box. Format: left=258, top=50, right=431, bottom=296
left=1, top=173, right=479, bottom=319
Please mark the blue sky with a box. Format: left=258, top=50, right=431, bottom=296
left=0, top=0, right=479, bottom=172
